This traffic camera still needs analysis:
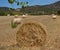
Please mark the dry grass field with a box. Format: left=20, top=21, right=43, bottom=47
left=0, top=15, right=60, bottom=50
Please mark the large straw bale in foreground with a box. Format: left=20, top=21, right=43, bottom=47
left=16, top=21, right=47, bottom=47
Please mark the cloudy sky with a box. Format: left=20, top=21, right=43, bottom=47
left=0, top=0, right=59, bottom=9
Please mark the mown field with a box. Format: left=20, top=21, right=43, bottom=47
left=0, top=15, right=60, bottom=50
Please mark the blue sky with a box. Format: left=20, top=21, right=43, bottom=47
left=0, top=0, right=59, bottom=9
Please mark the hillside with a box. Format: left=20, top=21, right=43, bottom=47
left=20, top=1, right=60, bottom=15
left=43, top=1, right=60, bottom=10
left=0, top=7, right=21, bottom=16
left=0, top=7, right=9, bottom=11
left=0, top=1, right=60, bottom=15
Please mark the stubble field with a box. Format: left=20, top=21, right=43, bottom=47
left=0, top=15, right=60, bottom=50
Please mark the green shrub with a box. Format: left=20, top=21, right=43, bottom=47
left=11, top=21, right=17, bottom=28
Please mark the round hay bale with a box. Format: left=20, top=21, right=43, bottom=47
left=16, top=21, right=47, bottom=47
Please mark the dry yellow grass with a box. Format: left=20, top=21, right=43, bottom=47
left=0, top=15, right=60, bottom=50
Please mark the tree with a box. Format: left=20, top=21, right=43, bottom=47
left=57, top=10, right=60, bottom=15
left=8, top=0, right=29, bottom=15
left=8, top=0, right=15, bottom=4
left=18, top=2, right=29, bottom=14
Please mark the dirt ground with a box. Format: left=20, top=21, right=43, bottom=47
left=0, top=15, right=60, bottom=50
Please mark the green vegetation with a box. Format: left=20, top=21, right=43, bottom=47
left=0, top=7, right=60, bottom=16
left=0, top=0, right=60, bottom=16
left=8, top=0, right=15, bottom=4
left=8, top=0, right=29, bottom=15
left=57, top=10, right=60, bottom=15
left=11, top=21, right=17, bottom=28
left=0, top=7, right=23, bottom=16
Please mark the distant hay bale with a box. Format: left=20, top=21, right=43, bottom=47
left=7, top=14, right=10, bottom=16
left=16, top=21, right=47, bottom=47
left=52, top=14, right=57, bottom=19
left=13, top=18, right=22, bottom=24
